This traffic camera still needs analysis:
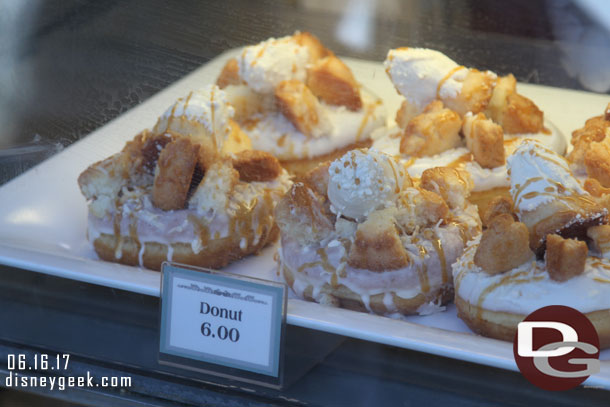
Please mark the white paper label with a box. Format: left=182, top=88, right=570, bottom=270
left=160, top=264, right=284, bottom=377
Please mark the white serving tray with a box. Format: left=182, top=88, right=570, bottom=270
left=1, top=49, right=609, bottom=388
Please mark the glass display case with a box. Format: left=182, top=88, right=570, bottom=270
left=1, top=1, right=609, bottom=405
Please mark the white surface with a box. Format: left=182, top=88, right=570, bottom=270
left=1, top=49, right=610, bottom=388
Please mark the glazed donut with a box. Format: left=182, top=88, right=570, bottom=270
left=373, top=47, right=566, bottom=221
left=275, top=149, right=481, bottom=316
left=453, top=139, right=610, bottom=346
left=78, top=85, right=291, bottom=271
left=216, top=32, right=386, bottom=175
left=454, top=237, right=610, bottom=348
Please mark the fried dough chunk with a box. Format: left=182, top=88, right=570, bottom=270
left=274, top=182, right=334, bottom=245
left=306, top=55, right=362, bottom=110
left=396, top=188, right=448, bottom=234
left=474, top=214, right=532, bottom=275
left=223, top=85, right=273, bottom=123
left=584, top=177, right=610, bottom=197
left=584, top=177, right=610, bottom=213
left=420, top=167, right=473, bottom=209
left=216, top=58, right=242, bottom=89
left=275, top=80, right=329, bottom=137
left=444, top=69, right=495, bottom=116
left=401, top=101, right=462, bottom=157
left=545, top=234, right=587, bottom=282
left=395, top=100, right=419, bottom=129
left=486, top=74, right=543, bottom=134
left=188, top=159, right=238, bottom=214
left=152, top=137, right=200, bottom=210
left=482, top=195, right=515, bottom=227
left=231, top=150, right=281, bottom=182
left=347, top=209, right=410, bottom=271
left=568, top=113, right=609, bottom=171
left=587, top=225, right=610, bottom=259
left=585, top=136, right=610, bottom=187
left=293, top=31, right=330, bottom=62
left=462, top=112, right=505, bottom=169
left=298, top=161, right=330, bottom=196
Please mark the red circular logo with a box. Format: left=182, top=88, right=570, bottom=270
left=513, top=305, right=600, bottom=391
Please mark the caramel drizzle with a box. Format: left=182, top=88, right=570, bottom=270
left=447, top=153, right=473, bottom=169
left=431, top=236, right=448, bottom=284
left=402, top=157, right=415, bottom=168
left=188, top=214, right=210, bottom=249
left=512, top=176, right=543, bottom=208
left=355, top=102, right=376, bottom=142
left=417, top=245, right=431, bottom=293
left=436, top=66, right=465, bottom=100
left=475, top=269, right=544, bottom=319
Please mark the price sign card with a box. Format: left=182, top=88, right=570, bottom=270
left=159, top=262, right=286, bottom=387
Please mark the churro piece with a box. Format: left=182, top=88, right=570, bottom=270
left=462, top=112, right=505, bottom=169
left=298, top=161, right=330, bottom=196
left=545, top=234, right=587, bottom=282
left=275, top=80, right=330, bottom=137
left=274, top=182, right=334, bottom=245
left=293, top=31, right=331, bottom=62
left=152, top=137, right=200, bottom=210
left=444, top=69, right=495, bottom=117
left=216, top=58, right=242, bottom=88
left=232, top=150, right=282, bottom=182
left=486, top=74, right=543, bottom=134
left=474, top=214, right=533, bottom=275
left=585, top=136, right=610, bottom=187
left=396, top=188, right=449, bottom=234
left=400, top=101, right=462, bottom=157
left=481, top=195, right=515, bottom=227
left=420, top=166, right=473, bottom=209
left=347, top=209, right=410, bottom=271
left=307, top=55, right=362, bottom=110
left=588, top=225, right=610, bottom=259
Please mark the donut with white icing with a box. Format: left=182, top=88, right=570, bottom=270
left=454, top=140, right=610, bottom=346
left=216, top=32, right=386, bottom=175
left=78, top=85, right=291, bottom=271
left=373, top=47, right=567, bottom=220
left=275, top=149, right=481, bottom=315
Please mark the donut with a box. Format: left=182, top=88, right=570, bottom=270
left=373, top=47, right=566, bottom=221
left=275, top=149, right=481, bottom=316
left=568, top=102, right=610, bottom=181
left=216, top=32, right=386, bottom=175
left=78, top=85, right=291, bottom=271
left=453, top=139, right=610, bottom=347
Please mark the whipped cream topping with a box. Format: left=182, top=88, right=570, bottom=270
left=508, top=139, right=586, bottom=212
left=154, top=85, right=234, bottom=151
left=453, top=236, right=610, bottom=314
left=385, top=48, right=463, bottom=109
left=327, top=149, right=407, bottom=221
left=238, top=35, right=310, bottom=94
left=371, top=122, right=566, bottom=192
left=242, top=90, right=385, bottom=160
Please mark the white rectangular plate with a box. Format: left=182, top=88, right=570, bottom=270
left=1, top=49, right=609, bottom=388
